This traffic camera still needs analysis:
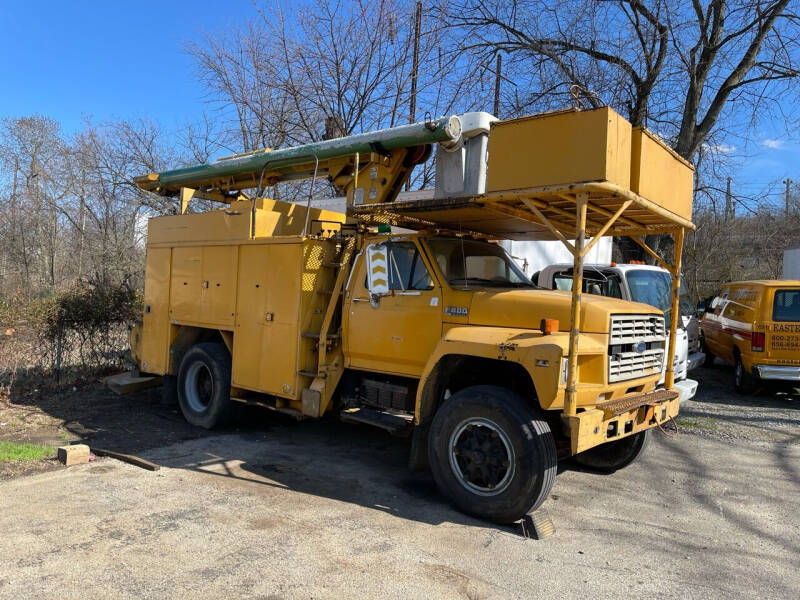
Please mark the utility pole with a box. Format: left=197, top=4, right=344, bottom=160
left=725, top=176, right=732, bottom=220
left=406, top=1, right=422, bottom=192
left=785, top=178, right=792, bottom=217
left=493, top=53, right=502, bottom=117
left=409, top=1, right=422, bottom=125
left=11, top=157, right=18, bottom=225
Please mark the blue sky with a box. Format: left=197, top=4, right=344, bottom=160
left=1, top=1, right=796, bottom=197
left=0, top=1, right=255, bottom=134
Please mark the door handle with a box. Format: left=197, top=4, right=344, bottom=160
left=352, top=297, right=370, bottom=302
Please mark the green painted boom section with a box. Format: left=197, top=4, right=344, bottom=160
left=135, top=115, right=462, bottom=194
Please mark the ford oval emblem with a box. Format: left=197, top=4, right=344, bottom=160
left=634, top=342, right=647, bottom=354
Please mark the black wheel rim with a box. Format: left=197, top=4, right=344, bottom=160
left=448, top=418, right=515, bottom=496
left=185, top=362, right=214, bottom=412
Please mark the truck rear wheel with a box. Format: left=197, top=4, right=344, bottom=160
left=573, top=430, right=650, bottom=472
left=428, top=385, right=556, bottom=524
left=734, top=355, right=757, bottom=395
left=177, top=343, right=232, bottom=429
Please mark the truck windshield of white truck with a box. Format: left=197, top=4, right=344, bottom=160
left=426, top=238, right=534, bottom=289
left=552, top=268, right=693, bottom=324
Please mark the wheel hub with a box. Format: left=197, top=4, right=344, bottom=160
left=185, top=362, right=214, bottom=413
left=449, top=418, right=515, bottom=497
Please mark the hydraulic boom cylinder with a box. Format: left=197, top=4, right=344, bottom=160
left=135, top=115, right=462, bottom=194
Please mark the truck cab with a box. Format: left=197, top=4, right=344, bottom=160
left=534, top=262, right=702, bottom=398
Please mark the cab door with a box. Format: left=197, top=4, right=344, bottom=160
left=702, top=288, right=728, bottom=359
left=344, top=239, right=443, bottom=377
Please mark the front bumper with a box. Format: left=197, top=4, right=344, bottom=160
left=755, top=365, right=800, bottom=382
left=686, top=350, right=705, bottom=373
left=562, top=389, right=680, bottom=455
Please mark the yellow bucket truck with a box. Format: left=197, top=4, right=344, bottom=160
left=129, top=107, right=695, bottom=523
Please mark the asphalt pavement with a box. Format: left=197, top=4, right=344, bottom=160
left=1, top=375, right=798, bottom=599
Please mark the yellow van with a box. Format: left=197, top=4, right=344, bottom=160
left=700, top=281, right=800, bottom=393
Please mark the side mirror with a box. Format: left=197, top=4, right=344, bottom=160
left=366, top=244, right=390, bottom=302
left=695, top=300, right=706, bottom=317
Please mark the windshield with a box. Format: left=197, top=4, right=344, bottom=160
left=552, top=269, right=624, bottom=298
left=626, top=270, right=692, bottom=322
left=426, top=238, right=533, bottom=289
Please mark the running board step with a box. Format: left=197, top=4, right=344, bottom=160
left=298, top=369, right=324, bottom=378
left=340, top=407, right=413, bottom=435
left=301, top=331, right=341, bottom=340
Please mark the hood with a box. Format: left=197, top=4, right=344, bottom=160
left=465, top=289, right=661, bottom=334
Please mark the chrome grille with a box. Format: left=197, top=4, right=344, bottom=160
left=609, top=349, right=664, bottom=383
left=610, top=314, right=665, bottom=345
left=608, top=314, right=666, bottom=383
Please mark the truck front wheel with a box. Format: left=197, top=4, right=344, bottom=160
left=573, top=430, right=650, bottom=472
left=428, top=385, right=557, bottom=524
left=177, top=343, right=232, bottom=429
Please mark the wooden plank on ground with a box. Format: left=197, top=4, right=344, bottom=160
left=92, top=448, right=161, bottom=471
left=104, top=371, right=162, bottom=395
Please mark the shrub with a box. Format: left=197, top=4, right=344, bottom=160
left=0, top=283, right=141, bottom=387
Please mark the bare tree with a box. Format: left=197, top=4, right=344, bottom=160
left=187, top=0, right=489, bottom=194
left=450, top=1, right=798, bottom=160
left=0, top=116, right=71, bottom=294
left=450, top=0, right=798, bottom=270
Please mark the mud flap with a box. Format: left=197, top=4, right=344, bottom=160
left=408, top=423, right=430, bottom=471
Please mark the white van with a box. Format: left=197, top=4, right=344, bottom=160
left=534, top=263, right=702, bottom=399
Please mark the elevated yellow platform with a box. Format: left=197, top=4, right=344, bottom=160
left=351, top=181, right=694, bottom=241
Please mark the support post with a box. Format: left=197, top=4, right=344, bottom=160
left=565, top=194, right=588, bottom=416
left=664, top=228, right=685, bottom=390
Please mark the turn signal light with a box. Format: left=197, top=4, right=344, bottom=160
left=751, top=331, right=765, bottom=352
left=541, top=318, right=559, bottom=335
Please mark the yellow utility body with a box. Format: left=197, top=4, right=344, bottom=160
left=131, top=107, right=695, bottom=524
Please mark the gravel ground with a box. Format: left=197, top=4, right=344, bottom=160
left=677, top=360, right=799, bottom=443
left=0, top=366, right=798, bottom=599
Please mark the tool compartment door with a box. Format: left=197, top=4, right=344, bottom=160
left=170, top=247, right=203, bottom=323
left=140, top=247, right=171, bottom=374
left=233, top=244, right=302, bottom=398
left=201, top=246, right=237, bottom=326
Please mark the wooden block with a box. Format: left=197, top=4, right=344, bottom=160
left=104, top=371, right=162, bottom=395
left=57, top=444, right=90, bottom=466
